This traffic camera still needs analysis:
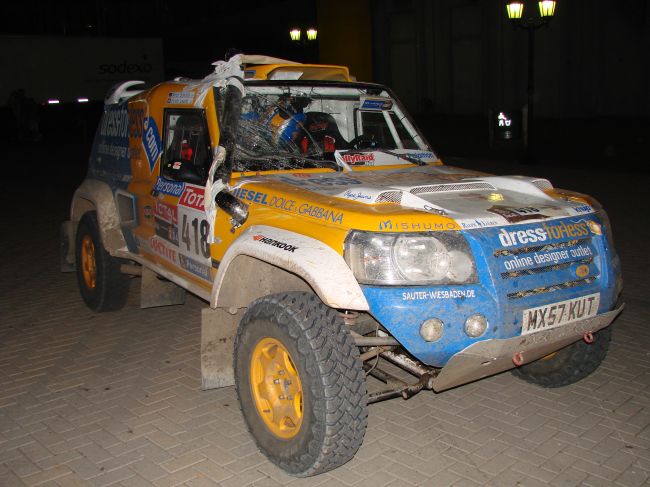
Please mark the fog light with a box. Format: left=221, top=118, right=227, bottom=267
left=420, top=318, right=444, bottom=342
left=464, top=314, right=488, bottom=338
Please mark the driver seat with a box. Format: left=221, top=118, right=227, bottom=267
left=302, top=112, right=349, bottom=152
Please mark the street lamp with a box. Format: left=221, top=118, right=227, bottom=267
left=289, top=27, right=318, bottom=44
left=506, top=0, right=556, bottom=162
left=289, top=27, right=318, bottom=63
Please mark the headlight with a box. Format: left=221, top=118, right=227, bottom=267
left=344, top=231, right=477, bottom=285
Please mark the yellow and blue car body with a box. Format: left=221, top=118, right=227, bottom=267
left=69, top=54, right=623, bottom=393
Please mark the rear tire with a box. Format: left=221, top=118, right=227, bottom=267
left=75, top=212, right=130, bottom=311
left=234, top=292, right=367, bottom=477
left=512, top=327, right=611, bottom=388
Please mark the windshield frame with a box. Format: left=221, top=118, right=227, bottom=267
left=217, top=79, right=435, bottom=174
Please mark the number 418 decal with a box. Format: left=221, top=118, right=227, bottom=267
left=181, top=214, right=210, bottom=259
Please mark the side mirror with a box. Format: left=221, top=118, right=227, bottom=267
left=215, top=190, right=249, bottom=231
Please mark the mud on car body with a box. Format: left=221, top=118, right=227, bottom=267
left=61, top=54, right=624, bottom=476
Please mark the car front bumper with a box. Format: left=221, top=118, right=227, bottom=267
left=430, top=304, right=624, bottom=392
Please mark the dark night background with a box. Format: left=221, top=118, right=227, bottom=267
left=0, top=0, right=648, bottom=188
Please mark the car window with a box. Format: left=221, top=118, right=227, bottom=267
left=161, top=109, right=211, bottom=183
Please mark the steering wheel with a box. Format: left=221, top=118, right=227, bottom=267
left=349, top=134, right=377, bottom=150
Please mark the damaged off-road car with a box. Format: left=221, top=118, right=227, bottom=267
left=62, top=54, right=624, bottom=476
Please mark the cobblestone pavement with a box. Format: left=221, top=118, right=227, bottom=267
left=1, top=160, right=648, bottom=487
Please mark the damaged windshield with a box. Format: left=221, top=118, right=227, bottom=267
left=217, top=84, right=435, bottom=172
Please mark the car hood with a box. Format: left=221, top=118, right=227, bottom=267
left=239, top=165, right=595, bottom=229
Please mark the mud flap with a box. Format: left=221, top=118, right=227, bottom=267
left=201, top=307, right=241, bottom=390
left=140, top=267, right=186, bottom=308
left=60, top=221, right=76, bottom=272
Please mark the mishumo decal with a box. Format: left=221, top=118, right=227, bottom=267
left=498, top=221, right=591, bottom=247
left=253, top=235, right=298, bottom=252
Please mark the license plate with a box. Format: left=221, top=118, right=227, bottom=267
left=521, top=293, right=600, bottom=335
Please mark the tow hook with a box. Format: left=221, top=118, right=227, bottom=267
left=512, top=351, right=525, bottom=366
left=583, top=331, right=594, bottom=344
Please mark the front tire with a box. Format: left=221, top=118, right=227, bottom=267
left=234, top=292, right=367, bottom=477
left=512, top=327, right=611, bottom=388
left=75, top=212, right=130, bottom=311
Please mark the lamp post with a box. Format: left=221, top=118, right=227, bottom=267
left=506, top=1, right=556, bottom=162
left=289, top=27, right=318, bottom=62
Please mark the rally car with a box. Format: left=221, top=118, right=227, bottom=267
left=61, top=54, right=623, bottom=476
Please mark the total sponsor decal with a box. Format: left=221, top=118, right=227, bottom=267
left=179, top=254, right=211, bottom=280
left=149, top=236, right=177, bottom=263
left=231, top=188, right=344, bottom=224
left=253, top=234, right=299, bottom=252
left=143, top=117, right=162, bottom=172
left=379, top=220, right=457, bottom=231
left=497, top=221, right=591, bottom=248
left=179, top=185, right=205, bottom=211
left=153, top=177, right=185, bottom=197
left=502, top=245, right=593, bottom=271
left=402, top=289, right=476, bottom=301
left=342, top=153, right=375, bottom=165
left=167, top=91, right=195, bottom=105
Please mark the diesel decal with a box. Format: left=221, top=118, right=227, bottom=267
left=253, top=235, right=298, bottom=252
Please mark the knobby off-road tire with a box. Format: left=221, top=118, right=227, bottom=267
left=234, top=292, right=368, bottom=477
left=512, top=326, right=611, bottom=388
left=75, top=212, right=130, bottom=312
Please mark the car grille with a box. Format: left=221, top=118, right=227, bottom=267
left=490, top=235, right=600, bottom=301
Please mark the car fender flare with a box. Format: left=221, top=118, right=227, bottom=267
left=70, top=178, right=127, bottom=254
left=210, top=225, right=369, bottom=311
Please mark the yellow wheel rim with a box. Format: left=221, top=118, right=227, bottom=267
left=250, top=337, right=303, bottom=439
left=81, top=235, right=97, bottom=290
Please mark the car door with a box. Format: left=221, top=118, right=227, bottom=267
left=148, top=108, right=215, bottom=284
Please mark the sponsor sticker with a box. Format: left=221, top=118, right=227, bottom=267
left=155, top=202, right=178, bottom=224
left=379, top=220, right=457, bottom=231
left=342, top=190, right=373, bottom=201
left=153, top=177, right=185, bottom=197
left=501, top=245, right=592, bottom=271
left=149, top=237, right=177, bottom=263
left=402, top=289, right=476, bottom=301
left=497, top=221, right=591, bottom=247
left=253, top=234, right=299, bottom=252
left=142, top=117, right=162, bottom=172
left=166, top=91, right=195, bottom=105
left=361, top=98, right=393, bottom=110
left=342, top=153, right=375, bottom=165
left=487, top=205, right=549, bottom=223
left=155, top=219, right=179, bottom=245
left=179, top=185, right=206, bottom=211
left=179, top=254, right=211, bottom=280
